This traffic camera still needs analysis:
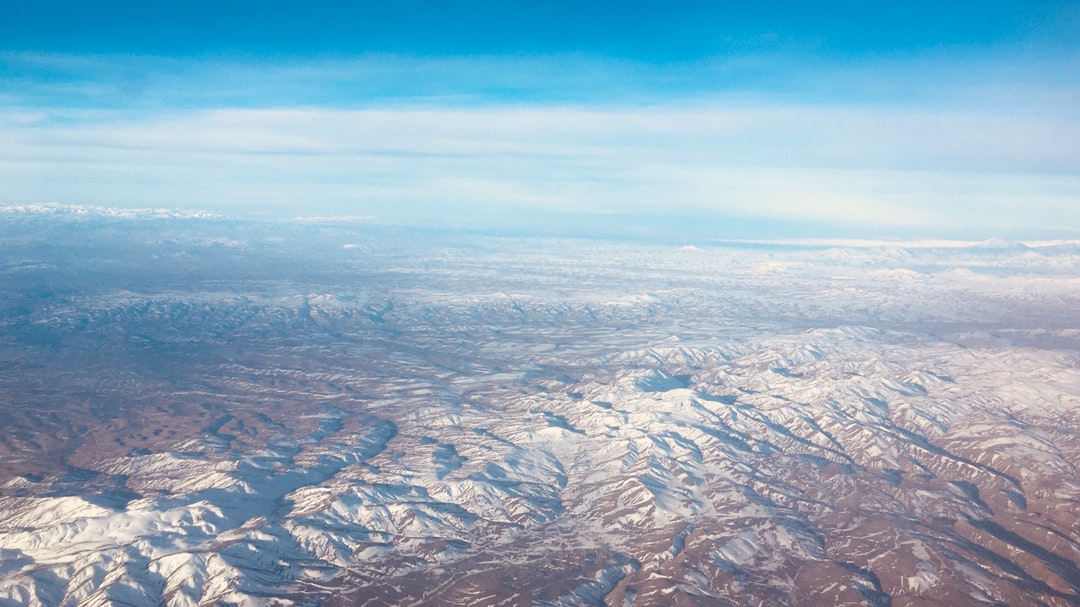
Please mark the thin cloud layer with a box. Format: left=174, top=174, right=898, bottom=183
left=1, top=51, right=1078, bottom=238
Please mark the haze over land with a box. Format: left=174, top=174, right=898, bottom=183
left=1, top=208, right=1080, bottom=605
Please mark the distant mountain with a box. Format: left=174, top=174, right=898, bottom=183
left=1, top=216, right=1079, bottom=606
left=0, top=202, right=224, bottom=219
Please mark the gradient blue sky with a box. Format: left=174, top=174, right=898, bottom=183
left=2, top=1, right=1079, bottom=239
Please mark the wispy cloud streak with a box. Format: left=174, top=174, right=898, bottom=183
left=2, top=52, right=1078, bottom=237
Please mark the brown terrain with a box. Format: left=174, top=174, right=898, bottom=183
left=2, top=212, right=1080, bottom=606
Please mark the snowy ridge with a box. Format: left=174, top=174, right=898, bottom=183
left=3, top=329, right=1079, bottom=606
left=1, top=220, right=1080, bottom=606
left=0, top=203, right=223, bottom=219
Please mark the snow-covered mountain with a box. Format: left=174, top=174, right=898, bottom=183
left=0, top=203, right=224, bottom=220
left=1, top=216, right=1079, bottom=606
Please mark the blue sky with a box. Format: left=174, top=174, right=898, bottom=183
left=2, top=1, right=1079, bottom=239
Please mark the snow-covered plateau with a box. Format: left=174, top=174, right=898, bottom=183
left=1, top=213, right=1079, bottom=606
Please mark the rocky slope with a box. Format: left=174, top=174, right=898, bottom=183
left=1, top=211, right=1079, bottom=606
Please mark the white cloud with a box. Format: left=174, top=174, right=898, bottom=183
left=2, top=52, right=1079, bottom=236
